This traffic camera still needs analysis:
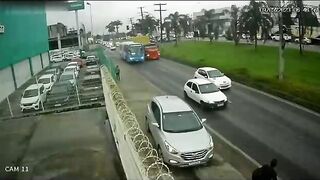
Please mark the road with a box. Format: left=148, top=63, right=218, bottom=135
left=107, top=49, right=320, bottom=180
left=182, top=37, right=320, bottom=53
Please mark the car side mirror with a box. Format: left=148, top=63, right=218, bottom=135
left=152, top=123, right=159, bottom=128
left=201, top=118, right=207, bottom=123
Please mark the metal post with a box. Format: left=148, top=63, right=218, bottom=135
left=75, top=82, right=81, bottom=106
left=7, top=97, right=13, bottom=117
left=88, top=2, right=93, bottom=36
left=75, top=10, right=81, bottom=50
left=278, top=1, right=285, bottom=80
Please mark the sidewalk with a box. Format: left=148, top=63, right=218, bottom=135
left=104, top=48, right=246, bottom=180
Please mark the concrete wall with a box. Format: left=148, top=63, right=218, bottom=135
left=42, top=52, right=49, bottom=68
left=31, top=55, right=42, bottom=75
left=0, top=67, right=15, bottom=103
left=14, top=59, right=31, bottom=88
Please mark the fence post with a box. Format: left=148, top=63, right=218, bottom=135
left=7, top=97, right=13, bottom=117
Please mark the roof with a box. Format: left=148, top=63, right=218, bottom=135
left=61, top=71, right=74, bottom=76
left=67, top=62, right=78, bottom=65
left=154, top=95, right=192, bottom=113
left=39, top=74, right=53, bottom=79
left=26, top=83, right=43, bottom=90
left=199, top=67, right=218, bottom=71
left=188, top=78, right=211, bottom=85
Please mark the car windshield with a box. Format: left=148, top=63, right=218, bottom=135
left=60, top=74, right=74, bottom=81
left=65, top=67, right=75, bottom=72
left=199, top=83, right=219, bottom=93
left=38, top=78, right=50, bottom=84
left=207, top=70, right=224, bottom=78
left=162, top=111, right=202, bottom=133
left=23, top=89, right=38, bottom=98
left=129, top=45, right=143, bottom=55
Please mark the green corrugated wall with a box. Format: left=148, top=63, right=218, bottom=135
left=0, top=2, right=49, bottom=70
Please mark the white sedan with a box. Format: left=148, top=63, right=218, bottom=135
left=184, top=79, right=228, bottom=109
left=194, top=67, right=231, bottom=90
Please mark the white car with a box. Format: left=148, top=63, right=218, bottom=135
left=184, top=79, right=227, bottom=109
left=59, top=72, right=77, bottom=86
left=294, top=37, right=311, bottom=44
left=194, top=67, right=231, bottom=90
left=51, top=54, right=64, bottom=63
left=271, top=34, right=291, bottom=41
left=67, top=62, right=80, bottom=71
left=38, top=74, right=56, bottom=92
left=110, top=46, right=116, bottom=51
left=64, top=66, right=79, bottom=78
left=20, top=84, right=47, bottom=112
left=64, top=53, right=76, bottom=61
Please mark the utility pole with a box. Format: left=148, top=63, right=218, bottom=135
left=138, top=6, right=145, bottom=20
left=278, top=0, right=285, bottom=80
left=154, top=3, right=167, bottom=42
left=129, top=17, right=134, bottom=35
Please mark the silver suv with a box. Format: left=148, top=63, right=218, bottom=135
left=145, top=95, right=214, bottom=167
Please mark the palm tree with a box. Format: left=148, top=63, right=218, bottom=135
left=105, top=22, right=115, bottom=33
left=194, top=15, right=207, bottom=39
left=113, top=20, right=122, bottom=34
left=230, top=5, right=240, bottom=45
left=239, top=0, right=273, bottom=49
left=138, top=15, right=158, bottom=35
left=178, top=14, right=192, bottom=37
left=165, top=12, right=181, bottom=46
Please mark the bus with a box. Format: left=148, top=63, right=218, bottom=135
left=119, top=41, right=145, bottom=63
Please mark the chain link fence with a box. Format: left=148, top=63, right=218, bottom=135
left=96, top=47, right=117, bottom=80
left=101, top=66, right=174, bottom=180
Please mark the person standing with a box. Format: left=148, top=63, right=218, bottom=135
left=252, top=159, right=278, bottom=180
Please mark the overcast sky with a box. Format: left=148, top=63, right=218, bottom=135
left=46, top=1, right=319, bottom=35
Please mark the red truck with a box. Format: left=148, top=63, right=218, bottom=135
left=144, top=43, right=160, bottom=60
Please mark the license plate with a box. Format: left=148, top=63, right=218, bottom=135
left=217, top=103, right=224, bottom=107
left=54, top=104, right=62, bottom=107
left=189, top=161, right=201, bottom=166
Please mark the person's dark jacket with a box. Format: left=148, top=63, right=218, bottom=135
left=252, top=165, right=277, bottom=180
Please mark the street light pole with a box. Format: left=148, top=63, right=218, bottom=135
left=87, top=2, right=93, bottom=37
left=75, top=9, right=81, bottom=50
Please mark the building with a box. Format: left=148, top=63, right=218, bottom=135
left=193, top=7, right=232, bottom=35
left=0, top=2, right=50, bottom=103
left=48, top=22, right=68, bottom=39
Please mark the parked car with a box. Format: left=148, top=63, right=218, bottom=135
left=59, top=71, right=77, bottom=86
left=20, top=84, right=47, bottom=112
left=64, top=66, right=79, bottom=78
left=43, top=68, right=61, bottom=81
left=46, top=81, right=75, bottom=107
left=38, top=74, right=56, bottom=92
left=194, top=67, right=231, bottom=90
left=145, top=95, right=214, bottom=167
left=110, top=46, right=116, bottom=51
left=271, top=34, right=291, bottom=41
left=63, top=53, right=77, bottom=61
left=184, top=79, right=227, bottom=109
left=67, top=62, right=80, bottom=71
left=51, top=54, right=64, bottom=63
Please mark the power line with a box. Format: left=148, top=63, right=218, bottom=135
left=154, top=3, right=167, bottom=42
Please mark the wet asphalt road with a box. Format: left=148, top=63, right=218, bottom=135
left=108, top=49, right=320, bottom=180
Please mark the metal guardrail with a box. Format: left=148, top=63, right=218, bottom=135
left=101, top=66, right=174, bottom=180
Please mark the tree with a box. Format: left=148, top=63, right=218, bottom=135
left=113, top=20, right=122, bottom=34
left=194, top=14, right=207, bottom=39
left=165, top=12, right=181, bottom=46
left=230, top=5, right=240, bottom=45
left=136, top=15, right=158, bottom=35
left=105, top=20, right=122, bottom=34
left=105, top=22, right=115, bottom=33
left=239, top=0, right=273, bottom=49
left=178, top=14, right=192, bottom=37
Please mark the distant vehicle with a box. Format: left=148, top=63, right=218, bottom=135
left=51, top=54, right=64, bottom=63
left=115, top=42, right=120, bottom=47
left=185, top=35, right=193, bottom=39
left=119, top=41, right=145, bottom=63
left=59, top=71, right=77, bottom=86
left=110, top=46, right=116, bottom=51
left=64, top=66, right=79, bottom=78
left=144, top=43, right=160, bottom=60
left=20, top=84, right=47, bottom=112
left=46, top=81, right=75, bottom=107
left=145, top=95, right=214, bottom=167
left=194, top=67, right=231, bottom=90
left=71, top=58, right=85, bottom=68
left=38, top=74, right=56, bottom=92
left=271, top=34, right=291, bottom=41
left=294, top=37, right=312, bottom=44
left=184, top=79, right=227, bottom=109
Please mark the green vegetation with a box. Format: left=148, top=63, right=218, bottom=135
left=160, top=41, right=320, bottom=112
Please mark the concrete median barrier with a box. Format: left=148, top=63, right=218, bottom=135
left=100, top=66, right=174, bottom=180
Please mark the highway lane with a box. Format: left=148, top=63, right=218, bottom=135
left=107, top=49, right=320, bottom=180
